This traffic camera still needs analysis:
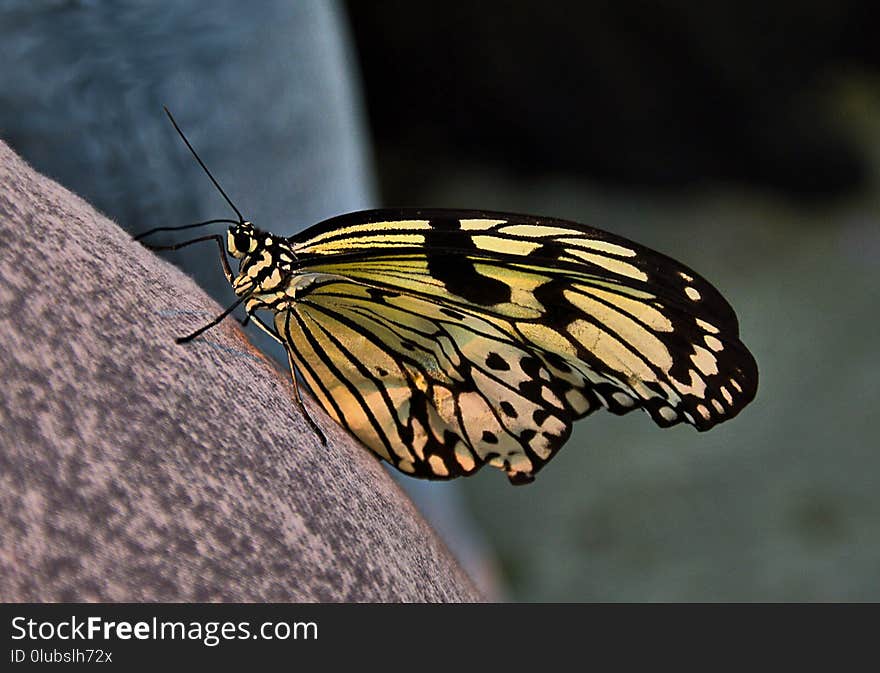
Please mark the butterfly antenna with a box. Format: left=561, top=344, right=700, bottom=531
left=164, top=106, right=245, bottom=224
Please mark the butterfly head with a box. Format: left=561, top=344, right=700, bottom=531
left=227, top=221, right=290, bottom=297
left=227, top=221, right=260, bottom=259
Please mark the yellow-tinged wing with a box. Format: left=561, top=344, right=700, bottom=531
left=276, top=278, right=577, bottom=483
left=274, top=209, right=757, bottom=483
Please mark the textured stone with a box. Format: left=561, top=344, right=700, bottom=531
left=0, top=141, right=482, bottom=602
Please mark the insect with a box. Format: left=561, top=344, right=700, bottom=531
left=138, top=108, right=758, bottom=485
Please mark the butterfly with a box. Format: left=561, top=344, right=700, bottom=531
left=138, top=108, right=758, bottom=485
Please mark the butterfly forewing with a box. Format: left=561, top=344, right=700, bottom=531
left=263, top=209, right=757, bottom=483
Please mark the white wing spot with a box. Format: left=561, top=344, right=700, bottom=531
left=612, top=392, right=634, bottom=407
left=696, top=404, right=711, bottom=420
left=454, top=443, right=476, bottom=472
left=428, top=455, right=449, bottom=477
left=691, top=346, right=719, bottom=376
left=508, top=453, right=534, bottom=475
left=410, top=418, right=428, bottom=461
left=712, top=399, right=725, bottom=414
left=696, top=318, right=719, bottom=334
left=705, top=334, right=724, bottom=352
left=459, top=218, right=506, bottom=231
left=659, top=406, right=678, bottom=422
left=679, top=271, right=694, bottom=282
left=527, top=433, right=553, bottom=460
left=567, top=250, right=648, bottom=281
left=499, top=224, right=575, bottom=238
left=720, top=386, right=733, bottom=405
left=541, top=386, right=564, bottom=408
left=558, top=237, right=638, bottom=257
left=488, top=455, right=505, bottom=469
left=472, top=235, right=542, bottom=256
left=685, top=286, right=702, bottom=301
left=673, top=369, right=708, bottom=398
left=565, top=389, right=591, bottom=414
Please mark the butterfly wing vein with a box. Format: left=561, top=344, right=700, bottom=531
left=255, top=210, right=757, bottom=483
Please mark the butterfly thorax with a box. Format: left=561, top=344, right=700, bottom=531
left=226, top=222, right=298, bottom=300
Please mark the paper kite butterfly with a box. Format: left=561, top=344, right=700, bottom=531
left=137, top=108, right=758, bottom=485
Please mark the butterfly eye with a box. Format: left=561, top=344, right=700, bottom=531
left=234, top=231, right=251, bottom=252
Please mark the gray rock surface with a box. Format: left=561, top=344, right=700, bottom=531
left=0, top=141, right=482, bottom=602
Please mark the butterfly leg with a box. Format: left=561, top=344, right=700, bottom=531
left=245, top=308, right=327, bottom=445
left=139, top=233, right=234, bottom=284
left=248, top=308, right=325, bottom=446
left=242, top=311, right=280, bottom=341
left=176, top=293, right=249, bottom=343
left=139, top=233, right=245, bottom=340
left=286, top=351, right=328, bottom=446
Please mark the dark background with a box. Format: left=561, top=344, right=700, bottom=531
left=345, top=1, right=880, bottom=600
left=347, top=0, right=878, bottom=203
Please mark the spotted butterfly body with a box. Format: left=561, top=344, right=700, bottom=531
left=221, top=208, right=757, bottom=484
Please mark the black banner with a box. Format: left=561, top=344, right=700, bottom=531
left=0, top=603, right=869, bottom=667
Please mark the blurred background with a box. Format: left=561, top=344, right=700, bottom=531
left=2, top=0, right=878, bottom=600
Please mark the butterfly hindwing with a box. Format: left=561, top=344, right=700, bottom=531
left=277, top=275, right=582, bottom=483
